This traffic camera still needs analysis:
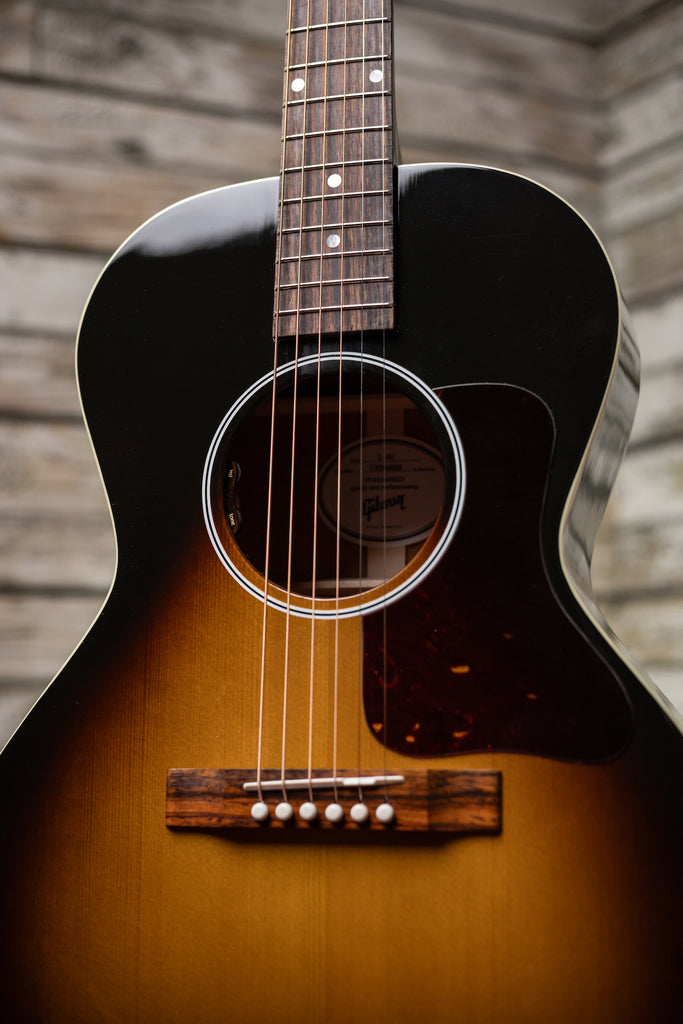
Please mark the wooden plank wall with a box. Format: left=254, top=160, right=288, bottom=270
left=0, top=0, right=681, bottom=745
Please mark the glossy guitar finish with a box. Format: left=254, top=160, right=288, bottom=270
left=1, top=166, right=682, bottom=1023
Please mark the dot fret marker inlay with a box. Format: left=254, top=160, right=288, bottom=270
left=275, top=1, right=395, bottom=336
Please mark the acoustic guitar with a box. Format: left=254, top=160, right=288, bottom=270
left=1, top=2, right=682, bottom=1021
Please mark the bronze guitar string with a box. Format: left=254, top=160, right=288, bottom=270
left=277, top=0, right=315, bottom=806
left=256, top=0, right=302, bottom=805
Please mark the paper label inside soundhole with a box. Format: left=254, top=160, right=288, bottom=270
left=318, top=437, right=445, bottom=547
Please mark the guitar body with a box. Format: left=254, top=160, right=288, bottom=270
left=1, top=165, right=682, bottom=1023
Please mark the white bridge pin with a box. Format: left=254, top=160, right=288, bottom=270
left=375, top=802, right=395, bottom=825
left=299, top=801, right=318, bottom=822
left=350, top=802, right=370, bottom=824
left=250, top=801, right=269, bottom=822
left=275, top=801, right=294, bottom=822
left=324, top=802, right=344, bottom=824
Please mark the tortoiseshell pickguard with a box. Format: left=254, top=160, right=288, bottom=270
left=363, top=384, right=632, bottom=763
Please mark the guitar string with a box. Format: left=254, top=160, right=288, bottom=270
left=256, top=0, right=299, bottom=803
left=304, top=0, right=332, bottom=804
left=379, top=0, right=390, bottom=802
left=355, top=0, right=366, bottom=801
left=331, top=0, right=351, bottom=809
left=279, top=0, right=314, bottom=802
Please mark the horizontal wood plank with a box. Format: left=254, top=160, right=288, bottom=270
left=41, top=0, right=649, bottom=39
left=601, top=2, right=683, bottom=98
left=0, top=420, right=107, bottom=518
left=396, top=7, right=594, bottom=99
left=603, top=72, right=683, bottom=169
left=609, top=204, right=683, bottom=302
left=0, top=0, right=34, bottom=74
left=401, top=0, right=656, bottom=36
left=0, top=593, right=104, bottom=684
left=593, top=516, right=683, bottom=597
left=599, top=595, right=683, bottom=666
left=37, top=6, right=284, bottom=114
left=602, top=146, right=683, bottom=236
left=395, top=75, right=598, bottom=170
left=630, top=363, right=683, bottom=447
left=0, top=150, right=226, bottom=252
left=0, top=79, right=279, bottom=184
left=0, top=247, right=101, bottom=335
left=0, top=514, right=114, bottom=591
left=41, top=0, right=288, bottom=43
left=0, top=332, right=79, bottom=418
left=631, top=293, right=683, bottom=368
left=603, top=439, right=683, bottom=528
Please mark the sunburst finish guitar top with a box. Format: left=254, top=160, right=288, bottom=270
left=1, top=2, right=682, bottom=1022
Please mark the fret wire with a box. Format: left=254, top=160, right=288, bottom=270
left=280, top=247, right=392, bottom=263
left=278, top=275, right=392, bottom=290
left=284, top=124, right=391, bottom=141
left=283, top=157, right=391, bottom=173
left=281, top=218, right=388, bottom=234
left=288, top=18, right=390, bottom=34
left=283, top=189, right=389, bottom=204
left=287, top=54, right=390, bottom=70
left=279, top=300, right=393, bottom=313
left=286, top=89, right=390, bottom=106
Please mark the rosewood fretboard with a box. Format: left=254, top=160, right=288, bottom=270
left=274, top=0, right=395, bottom=338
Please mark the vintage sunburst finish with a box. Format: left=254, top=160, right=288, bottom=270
left=0, top=164, right=682, bottom=1023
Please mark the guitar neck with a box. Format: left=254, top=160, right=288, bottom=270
left=274, top=0, right=395, bottom=339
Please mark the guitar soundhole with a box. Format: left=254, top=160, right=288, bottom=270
left=203, top=355, right=465, bottom=616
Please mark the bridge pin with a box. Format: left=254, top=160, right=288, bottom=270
left=324, top=802, right=344, bottom=824
left=250, top=801, right=269, bottom=822
left=274, top=801, right=294, bottom=822
left=299, top=801, right=318, bottom=822
left=375, top=802, right=395, bottom=825
left=350, top=802, right=370, bottom=824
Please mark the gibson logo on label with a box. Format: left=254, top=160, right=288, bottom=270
left=363, top=493, right=406, bottom=523
left=319, top=436, right=445, bottom=546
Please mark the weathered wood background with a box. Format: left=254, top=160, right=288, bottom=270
left=1, top=0, right=682, bottom=745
